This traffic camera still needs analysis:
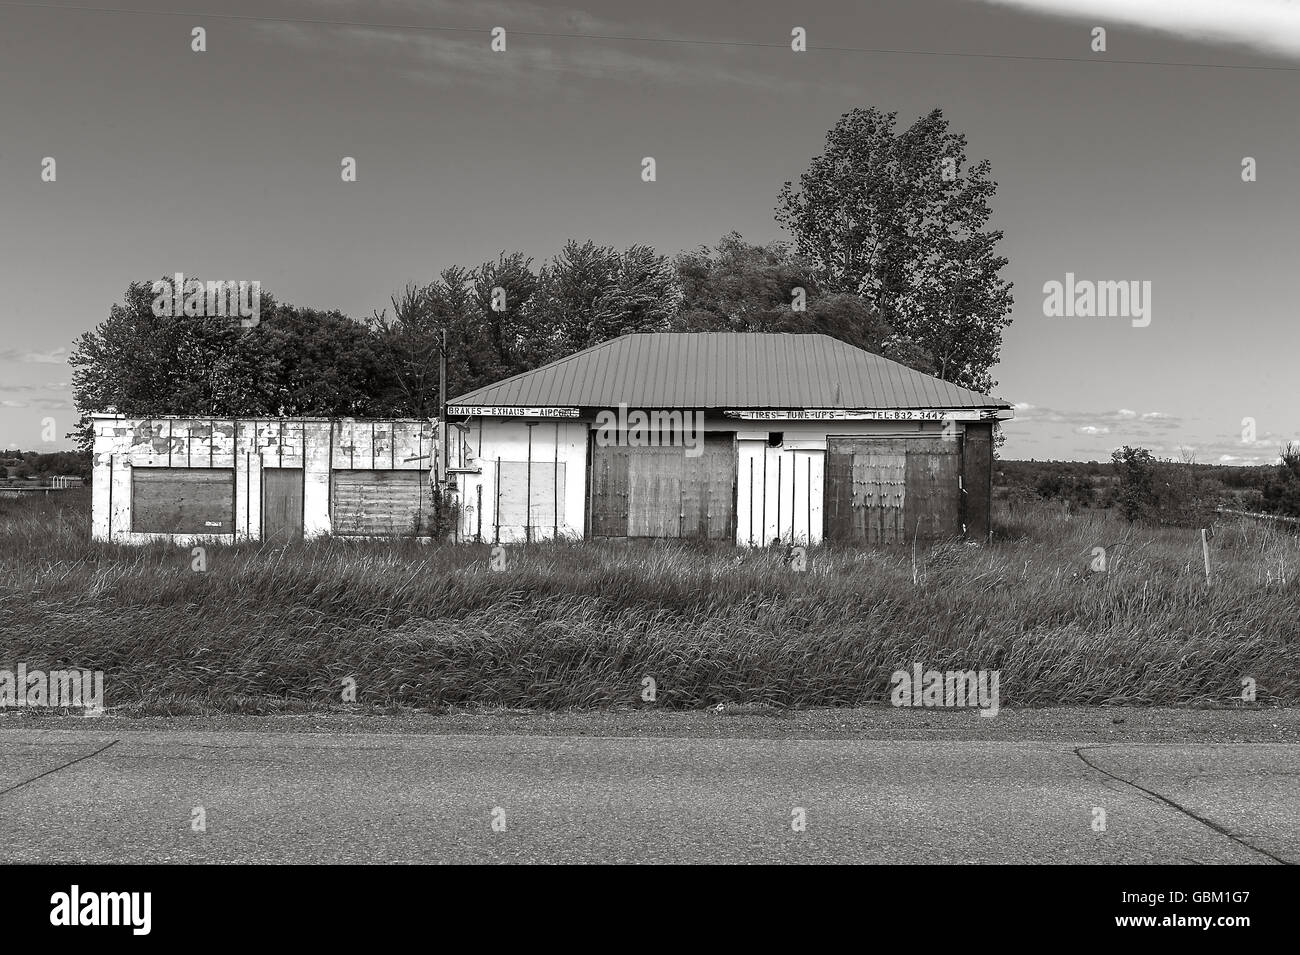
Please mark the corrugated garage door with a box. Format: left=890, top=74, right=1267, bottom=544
left=824, top=436, right=961, bottom=544
left=590, top=434, right=735, bottom=539
left=131, top=467, right=234, bottom=534
left=331, top=470, right=432, bottom=536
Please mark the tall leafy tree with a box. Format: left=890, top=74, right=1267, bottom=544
left=673, top=232, right=819, bottom=330
left=534, top=240, right=681, bottom=355
left=69, top=280, right=389, bottom=451
left=776, top=107, right=1013, bottom=392
left=370, top=281, right=446, bottom=418
left=472, top=252, right=541, bottom=382
left=252, top=303, right=388, bottom=417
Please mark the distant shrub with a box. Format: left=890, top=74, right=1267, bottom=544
left=1033, top=471, right=1094, bottom=508
left=1262, top=443, right=1300, bottom=518
left=1110, top=446, right=1211, bottom=526
left=1111, top=447, right=1159, bottom=522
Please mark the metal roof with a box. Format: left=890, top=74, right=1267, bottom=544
left=449, top=333, right=1010, bottom=410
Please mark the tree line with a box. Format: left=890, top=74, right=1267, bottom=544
left=1001, top=447, right=1300, bottom=521
left=0, top=450, right=88, bottom=481
left=69, top=107, right=1015, bottom=451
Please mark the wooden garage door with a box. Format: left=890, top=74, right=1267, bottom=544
left=262, top=468, right=304, bottom=544
left=331, top=470, right=432, bottom=536
left=590, top=434, right=735, bottom=539
left=131, top=467, right=234, bottom=534
left=824, top=437, right=961, bottom=544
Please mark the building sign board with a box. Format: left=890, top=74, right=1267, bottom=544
left=447, top=406, right=581, bottom=418
left=722, top=409, right=1006, bottom=422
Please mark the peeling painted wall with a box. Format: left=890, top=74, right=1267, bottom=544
left=92, top=413, right=985, bottom=547
left=91, top=416, right=436, bottom=544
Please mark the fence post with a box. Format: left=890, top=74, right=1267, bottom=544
left=1201, top=528, right=1212, bottom=585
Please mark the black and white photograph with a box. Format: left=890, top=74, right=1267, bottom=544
left=0, top=0, right=1295, bottom=916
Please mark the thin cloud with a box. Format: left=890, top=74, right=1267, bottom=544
left=1009, top=402, right=1193, bottom=459
left=0, top=382, right=70, bottom=393
left=0, top=398, right=72, bottom=410
left=258, top=2, right=848, bottom=94
left=974, top=0, right=1300, bottom=62
left=1012, top=403, right=1182, bottom=432
left=0, top=348, right=69, bottom=364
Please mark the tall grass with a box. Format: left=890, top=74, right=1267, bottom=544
left=1, top=489, right=1296, bottom=712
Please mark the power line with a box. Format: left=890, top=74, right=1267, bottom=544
left=3, top=0, right=1300, bottom=73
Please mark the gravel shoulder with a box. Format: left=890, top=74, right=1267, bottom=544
left=1, top=705, right=1296, bottom=743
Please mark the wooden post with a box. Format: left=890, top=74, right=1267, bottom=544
left=912, top=517, right=922, bottom=586
left=525, top=422, right=535, bottom=544
left=748, top=456, right=754, bottom=546
left=1201, top=528, right=1212, bottom=585
left=790, top=451, right=796, bottom=543
left=775, top=455, right=782, bottom=545
left=439, top=328, right=448, bottom=484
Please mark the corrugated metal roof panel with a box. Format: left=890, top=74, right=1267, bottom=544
left=449, top=333, right=1010, bottom=410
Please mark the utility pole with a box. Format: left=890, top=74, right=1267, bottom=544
left=439, top=327, right=447, bottom=482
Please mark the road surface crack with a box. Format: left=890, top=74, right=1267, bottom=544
left=0, top=740, right=119, bottom=799
left=1074, top=745, right=1291, bottom=865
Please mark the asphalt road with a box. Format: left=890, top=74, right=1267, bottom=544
left=0, top=719, right=1295, bottom=863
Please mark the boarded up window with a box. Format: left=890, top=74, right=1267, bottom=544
left=331, top=470, right=432, bottom=536
left=497, top=462, right=566, bottom=535
left=590, top=434, right=735, bottom=539
left=825, top=437, right=961, bottom=544
left=131, top=467, right=234, bottom=534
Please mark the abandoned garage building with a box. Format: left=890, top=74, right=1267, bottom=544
left=90, top=332, right=1012, bottom=546
left=445, top=332, right=1013, bottom=546
left=90, top=416, right=437, bottom=544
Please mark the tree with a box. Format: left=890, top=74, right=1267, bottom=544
left=472, top=252, right=541, bottom=383
left=1111, top=446, right=1161, bottom=523
left=69, top=280, right=390, bottom=451
left=1110, top=445, right=1209, bottom=526
left=776, top=107, right=1013, bottom=392
left=370, top=281, right=446, bottom=419
left=668, top=235, right=935, bottom=371
left=250, top=303, right=389, bottom=417
left=673, top=232, right=819, bottom=329
left=371, top=256, right=548, bottom=411
left=1262, top=443, right=1300, bottom=517
left=533, top=241, right=681, bottom=356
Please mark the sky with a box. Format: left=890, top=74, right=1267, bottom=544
left=0, top=0, right=1296, bottom=463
